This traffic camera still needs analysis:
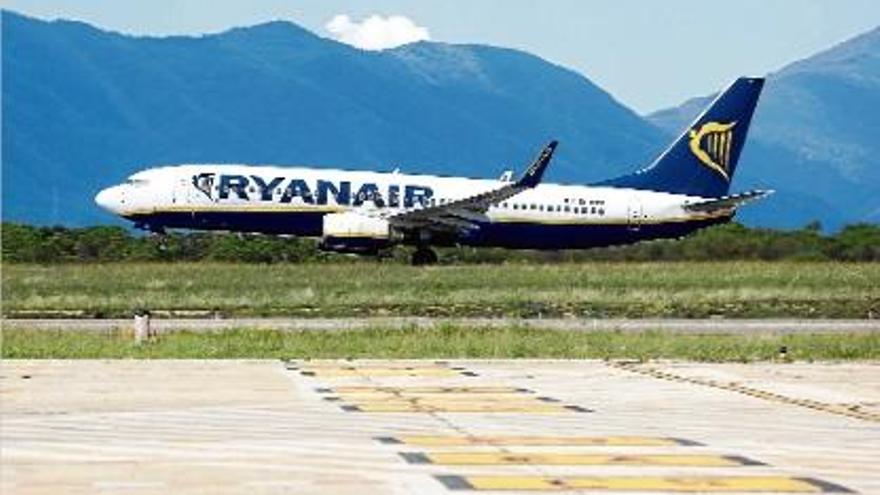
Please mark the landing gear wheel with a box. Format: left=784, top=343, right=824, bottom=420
left=411, top=247, right=438, bottom=266
left=149, top=230, right=169, bottom=252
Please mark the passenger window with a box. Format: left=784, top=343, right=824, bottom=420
left=564, top=206, right=570, bottom=213
left=579, top=199, right=586, bottom=205
left=591, top=207, right=597, bottom=214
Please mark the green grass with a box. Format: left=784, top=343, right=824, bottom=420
left=3, top=327, right=878, bottom=361
left=3, top=262, right=878, bottom=318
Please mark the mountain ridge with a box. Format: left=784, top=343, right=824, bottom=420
left=2, top=10, right=665, bottom=226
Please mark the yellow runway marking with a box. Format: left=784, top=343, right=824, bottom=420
left=289, top=361, right=454, bottom=369
left=378, top=435, right=699, bottom=446
left=403, top=452, right=762, bottom=466
left=343, top=403, right=588, bottom=413
left=435, top=475, right=854, bottom=492
left=337, top=399, right=557, bottom=409
left=300, top=368, right=466, bottom=377
left=321, top=386, right=529, bottom=394
left=329, top=392, right=541, bottom=401
left=609, top=361, right=880, bottom=423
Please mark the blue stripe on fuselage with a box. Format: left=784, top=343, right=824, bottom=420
left=126, top=210, right=730, bottom=249
left=126, top=210, right=325, bottom=236
left=459, top=216, right=729, bottom=249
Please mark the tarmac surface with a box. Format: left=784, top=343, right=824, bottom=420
left=2, top=359, right=879, bottom=494
left=4, top=317, right=880, bottom=334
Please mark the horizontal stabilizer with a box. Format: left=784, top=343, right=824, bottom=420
left=684, top=189, right=774, bottom=213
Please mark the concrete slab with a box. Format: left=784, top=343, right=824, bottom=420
left=1, top=360, right=878, bottom=494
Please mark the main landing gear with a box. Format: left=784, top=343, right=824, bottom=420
left=138, top=224, right=168, bottom=251
left=411, top=247, right=438, bottom=266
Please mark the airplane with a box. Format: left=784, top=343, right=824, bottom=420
left=95, top=77, right=771, bottom=265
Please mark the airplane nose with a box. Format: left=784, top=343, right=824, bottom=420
left=95, top=186, right=124, bottom=214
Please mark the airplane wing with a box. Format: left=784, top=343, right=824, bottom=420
left=683, top=189, right=774, bottom=213
left=385, top=141, right=558, bottom=232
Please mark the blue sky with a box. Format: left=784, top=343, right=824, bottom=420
left=7, top=0, right=880, bottom=113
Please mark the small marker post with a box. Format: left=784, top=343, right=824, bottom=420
left=778, top=345, right=788, bottom=361
left=133, top=309, right=152, bottom=344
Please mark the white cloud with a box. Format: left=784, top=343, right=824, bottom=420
left=325, top=14, right=430, bottom=51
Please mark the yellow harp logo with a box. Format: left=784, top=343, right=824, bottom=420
left=688, top=121, right=736, bottom=181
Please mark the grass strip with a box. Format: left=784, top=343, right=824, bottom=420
left=4, top=262, right=878, bottom=319
left=3, top=326, right=878, bottom=361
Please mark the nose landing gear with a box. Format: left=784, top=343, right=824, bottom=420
left=148, top=231, right=169, bottom=251
left=411, top=247, right=438, bottom=266
left=136, top=224, right=169, bottom=251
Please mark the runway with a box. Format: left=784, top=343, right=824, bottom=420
left=4, top=317, right=879, bottom=334
left=2, top=359, right=878, bottom=494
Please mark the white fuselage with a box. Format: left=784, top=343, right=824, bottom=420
left=95, top=164, right=731, bottom=250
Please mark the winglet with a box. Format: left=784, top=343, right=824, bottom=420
left=516, top=140, right=557, bottom=188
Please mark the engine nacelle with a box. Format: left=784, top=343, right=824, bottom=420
left=320, top=212, right=394, bottom=254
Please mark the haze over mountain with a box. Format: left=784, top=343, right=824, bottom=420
left=3, top=10, right=878, bottom=231
left=650, top=27, right=880, bottom=229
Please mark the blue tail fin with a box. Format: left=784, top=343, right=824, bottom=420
left=602, top=77, right=764, bottom=197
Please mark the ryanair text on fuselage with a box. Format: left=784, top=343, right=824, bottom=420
left=199, top=173, right=434, bottom=208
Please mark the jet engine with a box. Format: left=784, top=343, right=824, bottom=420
left=320, top=212, right=395, bottom=254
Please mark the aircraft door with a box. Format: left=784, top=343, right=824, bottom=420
left=627, top=197, right=643, bottom=231
left=174, top=173, right=215, bottom=220
left=173, top=177, right=187, bottom=205
left=185, top=173, right=217, bottom=204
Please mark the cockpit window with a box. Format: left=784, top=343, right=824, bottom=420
left=126, top=178, right=149, bottom=186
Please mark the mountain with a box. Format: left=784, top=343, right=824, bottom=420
left=5, top=11, right=878, bottom=231
left=2, top=11, right=664, bottom=226
left=650, top=27, right=880, bottom=230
